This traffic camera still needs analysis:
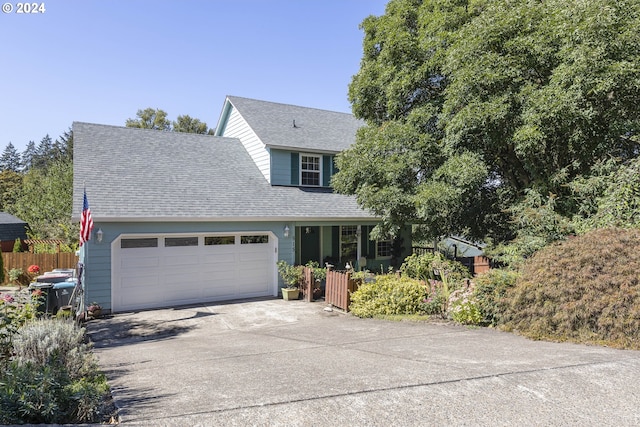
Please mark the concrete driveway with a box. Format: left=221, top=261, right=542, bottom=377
left=87, top=298, right=640, bottom=426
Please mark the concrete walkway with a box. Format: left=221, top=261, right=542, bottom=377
left=87, top=298, right=640, bottom=426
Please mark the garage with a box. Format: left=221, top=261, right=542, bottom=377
left=111, top=232, right=277, bottom=312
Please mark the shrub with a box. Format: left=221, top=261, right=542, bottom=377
left=473, top=269, right=520, bottom=326
left=0, top=317, right=109, bottom=424
left=401, top=252, right=470, bottom=283
left=350, top=274, right=427, bottom=318
left=0, top=360, right=108, bottom=424
left=277, top=260, right=303, bottom=288
left=448, top=283, right=482, bottom=325
left=418, top=281, right=448, bottom=316
left=0, top=291, right=40, bottom=363
left=12, top=318, right=91, bottom=373
left=500, top=228, right=640, bottom=349
left=305, top=260, right=326, bottom=283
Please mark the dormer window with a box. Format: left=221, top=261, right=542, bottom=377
left=300, top=154, right=321, bottom=186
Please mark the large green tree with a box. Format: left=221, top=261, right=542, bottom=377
left=172, top=115, right=213, bottom=134
left=12, top=159, right=74, bottom=242
left=334, top=0, right=640, bottom=242
left=126, top=109, right=213, bottom=134
left=126, top=108, right=172, bottom=131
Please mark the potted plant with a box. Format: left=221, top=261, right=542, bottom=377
left=87, top=302, right=103, bottom=318
left=305, top=260, right=327, bottom=300
left=277, top=260, right=303, bottom=300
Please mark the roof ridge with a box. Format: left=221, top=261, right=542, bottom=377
left=226, top=95, right=355, bottom=117
left=73, top=122, right=236, bottom=141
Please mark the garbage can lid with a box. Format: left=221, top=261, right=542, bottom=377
left=35, top=274, right=71, bottom=284
left=28, top=282, right=54, bottom=289
left=52, top=281, right=76, bottom=290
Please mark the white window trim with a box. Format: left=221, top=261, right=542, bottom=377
left=339, top=226, right=358, bottom=263
left=376, top=239, right=393, bottom=259
left=299, top=153, right=322, bottom=187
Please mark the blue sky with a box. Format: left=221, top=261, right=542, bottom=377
left=1, top=0, right=387, bottom=152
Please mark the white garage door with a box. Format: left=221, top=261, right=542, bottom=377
left=112, top=232, right=277, bottom=312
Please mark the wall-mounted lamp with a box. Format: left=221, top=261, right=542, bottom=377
left=283, top=225, right=290, bottom=238
left=96, top=228, right=104, bottom=243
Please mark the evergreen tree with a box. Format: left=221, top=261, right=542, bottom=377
left=21, top=140, right=36, bottom=172
left=0, top=143, right=22, bottom=172
left=54, top=127, right=73, bottom=161
left=32, top=134, right=54, bottom=169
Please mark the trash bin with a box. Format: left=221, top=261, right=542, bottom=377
left=28, top=282, right=55, bottom=314
left=28, top=280, right=77, bottom=314
left=52, top=281, right=77, bottom=313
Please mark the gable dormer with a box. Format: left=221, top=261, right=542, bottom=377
left=270, top=150, right=336, bottom=187
left=215, top=96, right=362, bottom=188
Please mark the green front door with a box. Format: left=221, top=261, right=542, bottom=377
left=299, top=226, right=320, bottom=265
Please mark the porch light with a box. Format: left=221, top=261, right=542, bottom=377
left=283, top=225, right=290, bottom=238
left=96, top=228, right=104, bottom=243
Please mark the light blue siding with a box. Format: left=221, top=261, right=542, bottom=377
left=270, top=149, right=291, bottom=185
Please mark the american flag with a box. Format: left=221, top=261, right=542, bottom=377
left=79, top=190, right=94, bottom=246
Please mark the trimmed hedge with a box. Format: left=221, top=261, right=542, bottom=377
left=350, top=275, right=427, bottom=318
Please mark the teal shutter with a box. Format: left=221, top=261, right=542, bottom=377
left=291, top=153, right=299, bottom=185
left=368, top=227, right=376, bottom=258
left=322, top=155, right=331, bottom=187
left=331, top=226, right=339, bottom=262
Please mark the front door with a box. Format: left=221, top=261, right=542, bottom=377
left=299, top=226, right=320, bottom=265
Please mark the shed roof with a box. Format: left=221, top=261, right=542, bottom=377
left=0, top=212, right=28, bottom=241
left=72, top=122, right=375, bottom=222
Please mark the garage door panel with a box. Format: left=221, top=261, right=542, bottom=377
left=119, top=289, right=164, bottom=308
left=121, top=275, right=158, bottom=289
left=165, top=288, right=202, bottom=302
left=164, top=254, right=200, bottom=267
left=238, top=251, right=270, bottom=262
left=114, top=232, right=275, bottom=312
left=202, top=285, right=236, bottom=299
left=201, top=252, right=236, bottom=264
left=121, top=255, right=160, bottom=269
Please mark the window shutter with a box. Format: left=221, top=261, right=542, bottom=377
left=322, top=155, right=331, bottom=187
left=368, top=227, right=376, bottom=257
left=291, top=153, right=299, bottom=185
left=332, top=226, right=339, bottom=261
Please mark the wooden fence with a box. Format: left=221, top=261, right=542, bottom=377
left=301, top=266, right=314, bottom=302
left=325, top=269, right=360, bottom=312
left=1, top=252, right=78, bottom=285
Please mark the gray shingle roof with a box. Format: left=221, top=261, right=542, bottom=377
left=72, top=122, right=375, bottom=221
left=223, top=96, right=364, bottom=153
left=0, top=212, right=27, bottom=241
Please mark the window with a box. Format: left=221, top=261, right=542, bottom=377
left=376, top=240, right=393, bottom=259
left=205, top=236, right=235, bottom=245
left=300, top=154, right=321, bottom=186
left=165, top=237, right=198, bottom=247
left=121, top=238, right=158, bottom=249
left=241, top=235, right=269, bottom=244
left=340, top=226, right=358, bottom=265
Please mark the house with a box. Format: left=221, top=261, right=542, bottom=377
left=72, top=96, right=411, bottom=313
left=0, top=212, right=28, bottom=252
